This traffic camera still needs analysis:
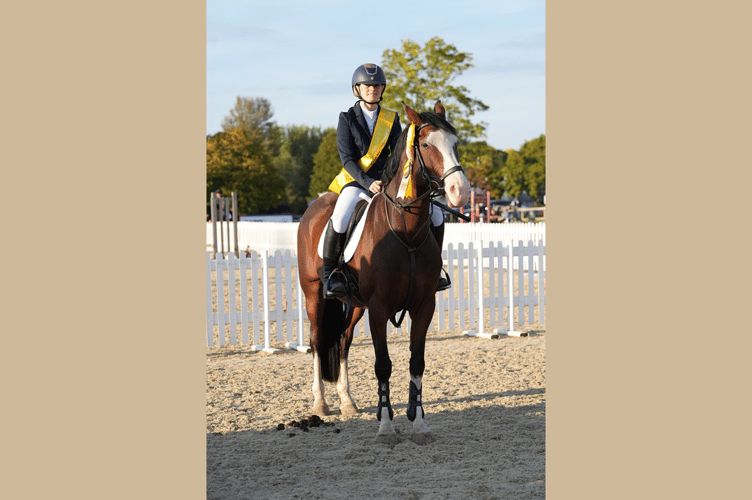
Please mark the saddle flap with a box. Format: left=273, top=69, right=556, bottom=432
left=317, top=196, right=373, bottom=263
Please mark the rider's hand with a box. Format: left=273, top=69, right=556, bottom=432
left=369, top=180, right=382, bottom=193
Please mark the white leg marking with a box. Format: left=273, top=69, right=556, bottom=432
left=337, top=358, right=358, bottom=413
left=411, top=374, right=422, bottom=391
left=312, top=352, right=328, bottom=412
left=377, top=407, right=396, bottom=436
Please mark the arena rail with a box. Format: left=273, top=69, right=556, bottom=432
left=207, top=240, right=545, bottom=350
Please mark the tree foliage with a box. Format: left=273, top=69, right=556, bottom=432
left=221, top=96, right=283, bottom=157
left=206, top=127, right=285, bottom=214
left=307, top=128, right=340, bottom=200
left=488, top=134, right=546, bottom=203
left=459, top=141, right=507, bottom=196
left=380, top=37, right=489, bottom=142
left=274, top=125, right=325, bottom=214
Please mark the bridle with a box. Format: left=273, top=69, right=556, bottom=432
left=384, top=123, right=464, bottom=210
left=382, top=123, right=464, bottom=241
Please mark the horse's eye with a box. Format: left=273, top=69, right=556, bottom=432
left=421, top=142, right=429, bottom=149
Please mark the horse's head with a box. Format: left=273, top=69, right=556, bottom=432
left=402, top=101, right=470, bottom=208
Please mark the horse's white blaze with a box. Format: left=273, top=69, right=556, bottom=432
left=426, top=129, right=470, bottom=208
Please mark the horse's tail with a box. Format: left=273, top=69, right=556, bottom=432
left=317, top=299, right=346, bottom=382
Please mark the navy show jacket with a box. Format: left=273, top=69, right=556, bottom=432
left=336, top=102, right=402, bottom=191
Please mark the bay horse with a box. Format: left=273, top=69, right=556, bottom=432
left=296, top=101, right=470, bottom=444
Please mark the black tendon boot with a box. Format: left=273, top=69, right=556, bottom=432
left=322, top=220, right=347, bottom=298
left=430, top=223, right=451, bottom=292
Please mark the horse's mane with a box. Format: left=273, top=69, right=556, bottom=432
left=381, top=111, right=457, bottom=187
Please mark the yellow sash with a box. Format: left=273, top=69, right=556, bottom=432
left=328, top=108, right=397, bottom=194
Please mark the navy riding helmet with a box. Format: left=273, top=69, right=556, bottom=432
left=351, top=63, right=387, bottom=99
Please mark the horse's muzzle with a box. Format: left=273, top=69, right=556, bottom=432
left=443, top=166, right=470, bottom=208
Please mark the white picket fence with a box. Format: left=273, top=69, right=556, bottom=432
left=206, top=239, right=546, bottom=350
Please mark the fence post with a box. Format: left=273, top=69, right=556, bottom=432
left=286, top=268, right=311, bottom=353
left=206, top=252, right=214, bottom=346
left=464, top=242, right=499, bottom=339
left=210, top=197, right=219, bottom=256
left=493, top=241, right=527, bottom=337
left=232, top=192, right=239, bottom=257
left=252, top=250, right=281, bottom=353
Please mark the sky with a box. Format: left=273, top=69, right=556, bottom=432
left=207, top=0, right=545, bottom=152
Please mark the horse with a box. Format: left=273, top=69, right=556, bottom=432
left=296, top=101, right=470, bottom=444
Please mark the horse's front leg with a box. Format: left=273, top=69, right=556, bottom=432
left=369, top=307, right=398, bottom=443
left=336, top=306, right=365, bottom=415
left=406, top=300, right=436, bottom=444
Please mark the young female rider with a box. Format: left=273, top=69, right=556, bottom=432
left=322, top=63, right=450, bottom=298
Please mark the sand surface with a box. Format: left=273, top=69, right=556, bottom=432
left=207, top=325, right=545, bottom=499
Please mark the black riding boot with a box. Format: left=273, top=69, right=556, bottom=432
left=322, top=220, right=347, bottom=298
left=431, top=223, right=451, bottom=292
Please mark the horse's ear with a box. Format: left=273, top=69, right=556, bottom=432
left=434, top=100, right=445, bottom=119
left=402, top=101, right=421, bottom=125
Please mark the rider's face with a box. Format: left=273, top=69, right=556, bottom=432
left=358, top=84, right=384, bottom=103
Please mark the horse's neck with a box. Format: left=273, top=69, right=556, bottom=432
left=383, top=158, right=430, bottom=238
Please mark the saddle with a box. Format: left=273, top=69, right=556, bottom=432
left=317, top=195, right=374, bottom=303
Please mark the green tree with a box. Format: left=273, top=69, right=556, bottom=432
left=206, top=127, right=285, bottom=214
left=307, top=128, right=341, bottom=200
left=519, top=135, right=546, bottom=203
left=489, top=134, right=546, bottom=203
left=459, top=141, right=507, bottom=196
left=380, top=37, right=489, bottom=142
left=274, top=125, right=325, bottom=214
left=221, top=96, right=283, bottom=157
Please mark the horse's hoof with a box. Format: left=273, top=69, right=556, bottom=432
left=411, top=432, right=436, bottom=445
left=339, top=402, right=359, bottom=416
left=376, top=433, right=401, bottom=445
left=312, top=404, right=332, bottom=417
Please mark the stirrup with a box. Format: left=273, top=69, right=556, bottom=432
left=324, top=269, right=348, bottom=298
left=436, top=268, right=451, bottom=292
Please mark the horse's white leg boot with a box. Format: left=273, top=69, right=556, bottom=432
left=337, top=358, right=358, bottom=415
left=376, top=382, right=397, bottom=438
left=311, top=351, right=331, bottom=416
left=408, top=375, right=435, bottom=444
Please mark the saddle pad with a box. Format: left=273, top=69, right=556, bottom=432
left=317, top=194, right=374, bottom=263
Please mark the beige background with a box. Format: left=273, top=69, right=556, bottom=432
left=5, top=1, right=750, bottom=498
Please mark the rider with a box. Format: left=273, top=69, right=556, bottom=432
left=322, top=63, right=450, bottom=298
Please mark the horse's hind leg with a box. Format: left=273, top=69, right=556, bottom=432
left=305, top=289, right=333, bottom=417
left=337, top=306, right=365, bottom=415
left=406, top=302, right=436, bottom=445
